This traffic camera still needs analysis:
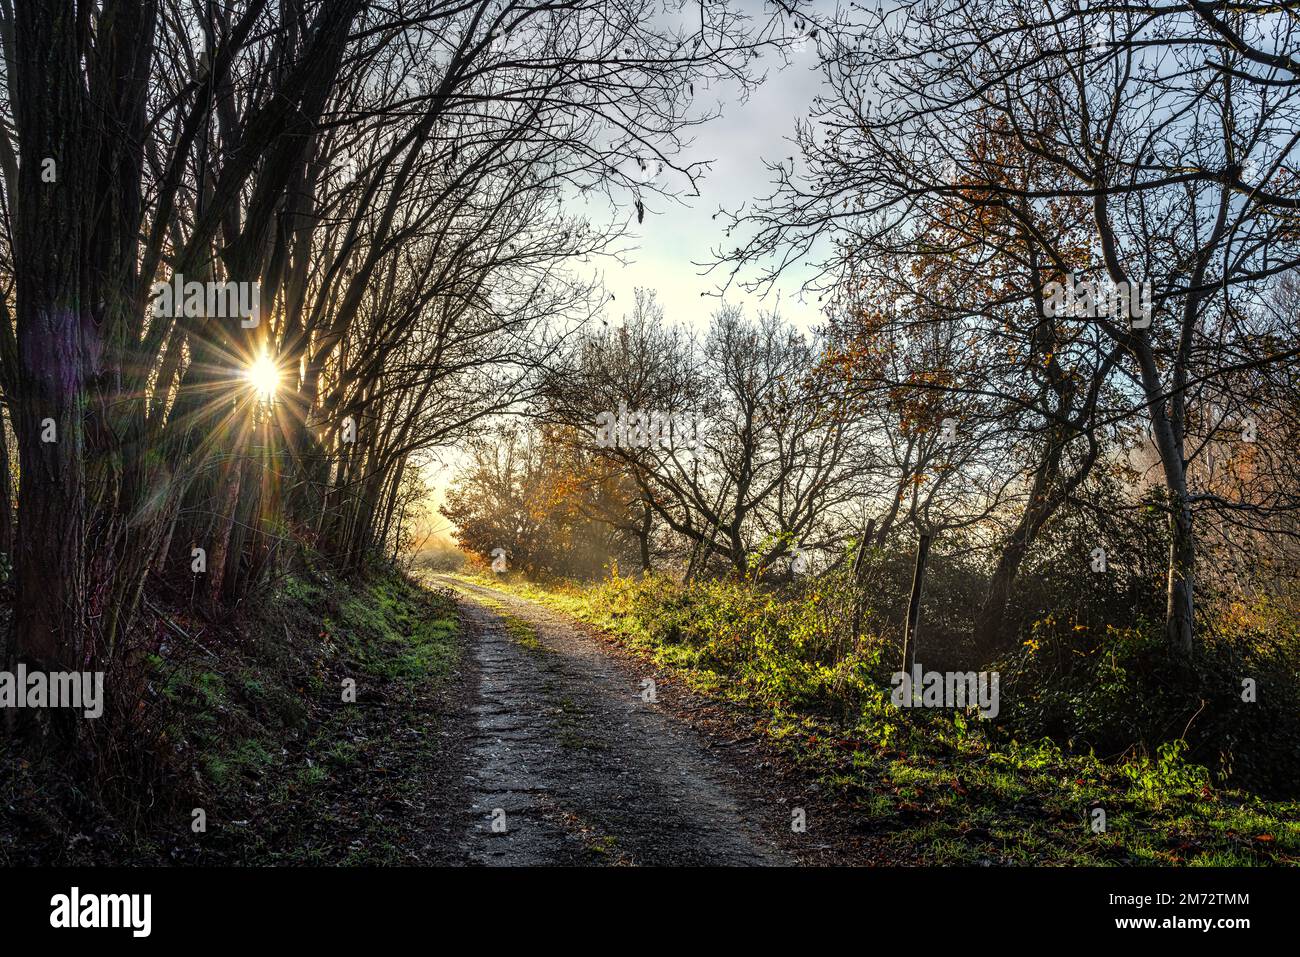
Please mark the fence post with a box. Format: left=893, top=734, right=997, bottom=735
left=900, top=532, right=933, bottom=679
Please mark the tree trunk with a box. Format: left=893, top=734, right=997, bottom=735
left=973, top=535, right=1029, bottom=654
left=848, top=518, right=876, bottom=654
left=203, top=450, right=244, bottom=609
left=9, top=0, right=91, bottom=670
left=638, top=501, right=652, bottom=572
left=0, top=408, right=14, bottom=564
left=1166, top=493, right=1196, bottom=657
left=1137, top=349, right=1198, bottom=656
left=12, top=309, right=87, bottom=669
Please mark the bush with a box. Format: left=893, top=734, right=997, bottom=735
left=997, top=607, right=1300, bottom=797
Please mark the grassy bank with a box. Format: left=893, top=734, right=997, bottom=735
left=451, top=570, right=1300, bottom=866
left=0, top=561, right=462, bottom=865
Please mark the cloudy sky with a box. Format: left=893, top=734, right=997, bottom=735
left=581, top=15, right=829, bottom=333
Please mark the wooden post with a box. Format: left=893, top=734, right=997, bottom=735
left=850, top=519, right=878, bottom=641
left=900, top=532, right=933, bottom=676
left=851, top=519, right=876, bottom=581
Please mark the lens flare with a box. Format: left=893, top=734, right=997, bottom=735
left=246, top=351, right=280, bottom=402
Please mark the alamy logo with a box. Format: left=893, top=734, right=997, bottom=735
left=1042, top=274, right=1151, bottom=327
left=891, top=665, right=1000, bottom=719
left=594, top=402, right=701, bottom=450
left=0, top=666, right=104, bottom=718
left=151, top=273, right=260, bottom=327
left=50, top=887, right=151, bottom=937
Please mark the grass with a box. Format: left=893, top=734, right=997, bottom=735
left=0, top=559, right=464, bottom=866
left=452, top=569, right=1300, bottom=866
left=218, top=567, right=462, bottom=864
left=435, top=575, right=545, bottom=651
left=504, top=615, right=544, bottom=652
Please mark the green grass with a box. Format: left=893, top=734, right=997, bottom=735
left=151, top=564, right=461, bottom=864
left=503, top=614, right=544, bottom=652
left=454, top=570, right=1300, bottom=866
left=436, top=575, right=545, bottom=651
left=336, top=578, right=459, bottom=682
left=0, top=560, right=463, bottom=866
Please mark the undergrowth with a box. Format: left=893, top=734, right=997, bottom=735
left=457, top=570, right=1300, bottom=866
left=0, top=557, right=461, bottom=865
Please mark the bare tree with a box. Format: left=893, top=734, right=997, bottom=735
left=715, top=0, right=1300, bottom=655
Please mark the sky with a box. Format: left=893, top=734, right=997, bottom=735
left=578, top=11, right=829, bottom=334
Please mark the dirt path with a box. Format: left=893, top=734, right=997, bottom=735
left=433, top=576, right=806, bottom=866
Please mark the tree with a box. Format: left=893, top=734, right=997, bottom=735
left=716, top=0, right=1300, bottom=655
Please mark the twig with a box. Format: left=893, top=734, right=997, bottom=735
left=144, top=597, right=219, bottom=660
left=1181, top=698, right=1207, bottom=742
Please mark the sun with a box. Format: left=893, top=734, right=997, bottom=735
left=245, top=350, right=281, bottom=402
